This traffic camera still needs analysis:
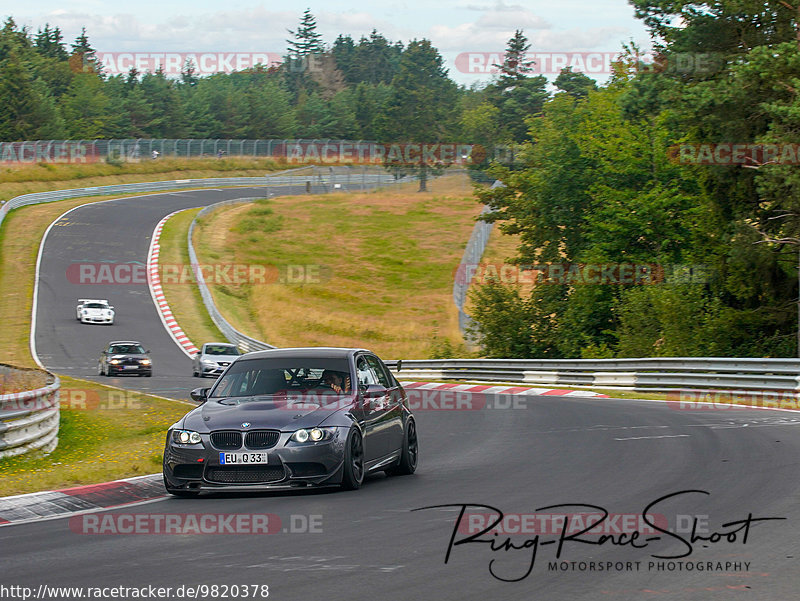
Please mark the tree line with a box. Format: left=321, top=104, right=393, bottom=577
left=0, top=11, right=558, bottom=145
left=470, top=0, right=800, bottom=358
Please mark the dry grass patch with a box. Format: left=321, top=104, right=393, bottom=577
left=195, top=174, right=479, bottom=357
left=0, top=368, right=48, bottom=394
left=0, top=157, right=288, bottom=202
left=157, top=209, right=227, bottom=348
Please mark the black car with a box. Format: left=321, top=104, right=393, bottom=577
left=162, top=347, right=417, bottom=495
left=98, top=340, right=153, bottom=377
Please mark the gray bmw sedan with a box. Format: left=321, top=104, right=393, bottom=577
left=163, top=347, right=417, bottom=496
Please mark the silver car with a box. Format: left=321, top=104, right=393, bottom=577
left=192, top=342, right=241, bottom=378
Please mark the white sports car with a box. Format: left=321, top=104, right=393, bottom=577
left=76, top=299, right=115, bottom=325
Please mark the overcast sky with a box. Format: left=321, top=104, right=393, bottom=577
left=3, top=1, right=653, bottom=83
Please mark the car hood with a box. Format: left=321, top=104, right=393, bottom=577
left=84, top=308, right=112, bottom=314
left=183, top=398, right=347, bottom=431
left=109, top=353, right=147, bottom=360
left=200, top=354, right=239, bottom=363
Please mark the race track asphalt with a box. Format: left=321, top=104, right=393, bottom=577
left=8, top=185, right=800, bottom=600
left=33, top=186, right=305, bottom=399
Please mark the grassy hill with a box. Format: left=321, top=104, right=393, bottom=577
left=193, top=174, right=481, bottom=358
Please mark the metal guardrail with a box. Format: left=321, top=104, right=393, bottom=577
left=186, top=166, right=414, bottom=353
left=383, top=357, right=800, bottom=394
left=0, top=365, right=60, bottom=459
left=0, top=164, right=397, bottom=234
left=187, top=200, right=276, bottom=354
left=453, top=205, right=493, bottom=336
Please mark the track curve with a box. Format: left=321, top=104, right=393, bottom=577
left=15, top=187, right=800, bottom=599
left=3, top=397, right=800, bottom=599
left=33, top=186, right=305, bottom=398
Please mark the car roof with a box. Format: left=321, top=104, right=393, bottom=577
left=107, top=340, right=143, bottom=345
left=239, top=347, right=372, bottom=361
left=203, top=342, right=237, bottom=347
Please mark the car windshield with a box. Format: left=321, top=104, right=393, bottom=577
left=109, top=344, right=145, bottom=354
left=85, top=303, right=107, bottom=309
left=209, top=357, right=351, bottom=399
left=205, top=345, right=239, bottom=356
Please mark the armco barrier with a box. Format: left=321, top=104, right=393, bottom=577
left=0, top=365, right=60, bottom=459
left=184, top=166, right=415, bottom=353
left=453, top=205, right=493, bottom=335
left=0, top=164, right=400, bottom=234
left=383, top=357, right=800, bottom=395
left=187, top=199, right=275, bottom=353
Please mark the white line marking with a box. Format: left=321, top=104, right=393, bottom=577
left=614, top=434, right=690, bottom=441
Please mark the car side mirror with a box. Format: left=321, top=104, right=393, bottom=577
left=145, top=349, right=151, bottom=354
left=396, top=359, right=402, bottom=372
left=362, top=384, right=387, bottom=397
left=190, top=387, right=210, bottom=402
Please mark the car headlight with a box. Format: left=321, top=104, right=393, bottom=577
left=202, top=360, right=215, bottom=366
left=140, top=359, right=151, bottom=365
left=109, top=359, right=121, bottom=364
left=290, top=427, right=335, bottom=443
left=82, top=310, right=88, bottom=314
left=172, top=429, right=202, bottom=445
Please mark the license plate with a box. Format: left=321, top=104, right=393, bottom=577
left=219, top=452, right=269, bottom=464
left=123, top=365, right=138, bottom=369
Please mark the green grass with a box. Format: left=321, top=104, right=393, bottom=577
left=193, top=175, right=481, bottom=357
left=0, top=376, right=191, bottom=496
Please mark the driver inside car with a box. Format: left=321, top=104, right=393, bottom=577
left=319, top=370, right=350, bottom=394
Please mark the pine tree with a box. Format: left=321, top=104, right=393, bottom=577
left=0, top=18, right=31, bottom=62
left=34, top=24, right=68, bottom=60
left=286, top=9, right=324, bottom=57
left=181, top=58, right=198, bottom=86
left=69, top=27, right=102, bottom=74
left=554, top=67, right=597, bottom=99
left=379, top=39, right=458, bottom=190
left=493, top=30, right=534, bottom=89
left=0, top=50, right=52, bottom=140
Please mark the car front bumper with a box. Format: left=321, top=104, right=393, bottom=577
left=200, top=366, right=225, bottom=377
left=163, top=430, right=347, bottom=491
left=81, top=316, right=114, bottom=324
left=107, top=365, right=151, bottom=375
